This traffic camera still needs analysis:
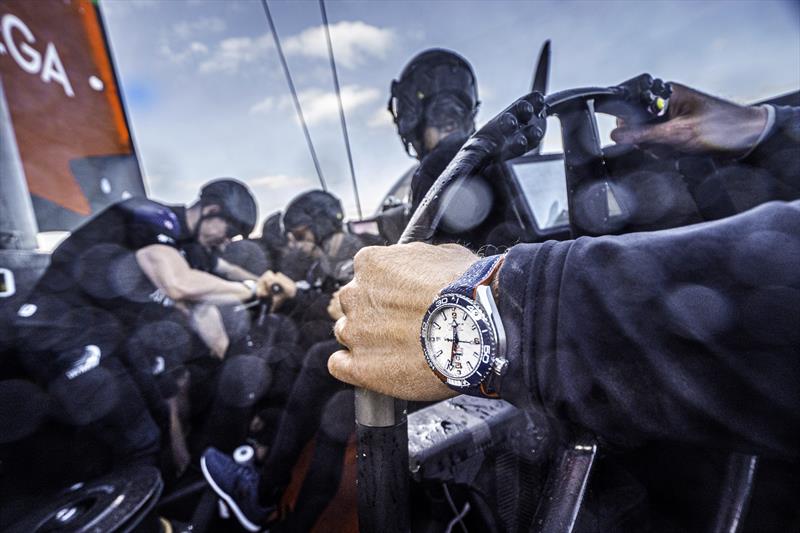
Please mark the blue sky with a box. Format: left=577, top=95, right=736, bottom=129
left=100, top=0, right=800, bottom=227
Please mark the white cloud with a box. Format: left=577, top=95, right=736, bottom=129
left=367, top=106, right=394, bottom=129
left=159, top=41, right=208, bottom=64
left=250, top=174, right=313, bottom=190
left=283, top=21, right=394, bottom=69
left=250, top=85, right=380, bottom=124
left=249, top=96, right=276, bottom=115
left=196, top=21, right=391, bottom=75
left=199, top=34, right=273, bottom=74
left=173, top=17, right=226, bottom=39
left=296, top=85, right=380, bottom=125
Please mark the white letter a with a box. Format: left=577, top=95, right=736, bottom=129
left=41, top=42, right=74, bottom=97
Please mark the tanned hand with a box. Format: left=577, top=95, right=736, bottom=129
left=328, top=242, right=478, bottom=401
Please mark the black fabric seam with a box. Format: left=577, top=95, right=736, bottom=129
left=527, top=240, right=556, bottom=409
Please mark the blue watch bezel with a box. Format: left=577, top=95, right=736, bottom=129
left=420, top=292, right=496, bottom=390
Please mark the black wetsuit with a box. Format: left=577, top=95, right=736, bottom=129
left=410, top=132, right=469, bottom=214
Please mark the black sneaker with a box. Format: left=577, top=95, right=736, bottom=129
left=200, top=447, right=271, bottom=532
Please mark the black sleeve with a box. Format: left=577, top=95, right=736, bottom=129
left=496, top=200, right=800, bottom=460
left=741, top=105, right=800, bottom=200
left=281, top=286, right=332, bottom=322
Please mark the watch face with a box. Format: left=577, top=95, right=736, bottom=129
left=421, top=293, right=495, bottom=389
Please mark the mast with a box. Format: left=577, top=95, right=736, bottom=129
left=0, top=76, right=38, bottom=250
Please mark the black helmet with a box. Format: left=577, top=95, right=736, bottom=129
left=387, top=48, right=479, bottom=156
left=199, top=178, right=258, bottom=238
left=283, top=190, right=344, bottom=244
left=260, top=211, right=286, bottom=251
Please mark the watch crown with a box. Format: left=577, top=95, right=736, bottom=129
left=493, top=358, right=508, bottom=376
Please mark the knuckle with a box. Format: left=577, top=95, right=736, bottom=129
left=352, top=247, right=375, bottom=273
left=333, top=317, right=351, bottom=347
left=337, top=283, right=356, bottom=311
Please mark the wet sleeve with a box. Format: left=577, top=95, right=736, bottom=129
left=496, top=200, right=800, bottom=460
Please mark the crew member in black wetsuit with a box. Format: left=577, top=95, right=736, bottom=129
left=12, top=178, right=270, bottom=480
left=389, top=49, right=519, bottom=248
left=201, top=190, right=368, bottom=532
left=388, top=48, right=479, bottom=214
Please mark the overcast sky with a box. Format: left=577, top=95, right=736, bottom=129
left=100, top=0, right=800, bottom=227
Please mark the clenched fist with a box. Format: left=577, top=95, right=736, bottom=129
left=328, top=242, right=479, bottom=401
left=256, top=270, right=296, bottom=311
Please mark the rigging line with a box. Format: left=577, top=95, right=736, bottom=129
left=260, top=0, right=327, bottom=192
left=319, top=0, right=363, bottom=219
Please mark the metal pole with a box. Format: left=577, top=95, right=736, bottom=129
left=354, top=389, right=409, bottom=533
left=0, top=75, right=38, bottom=250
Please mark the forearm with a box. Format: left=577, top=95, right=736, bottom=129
left=498, top=200, right=800, bottom=459
left=137, top=245, right=254, bottom=304
left=188, top=303, right=230, bottom=358
left=216, top=259, right=259, bottom=282
left=173, top=269, right=252, bottom=304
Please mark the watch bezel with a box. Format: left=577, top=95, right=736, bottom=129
left=420, top=292, right=497, bottom=390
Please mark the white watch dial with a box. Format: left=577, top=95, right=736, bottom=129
left=424, top=304, right=484, bottom=380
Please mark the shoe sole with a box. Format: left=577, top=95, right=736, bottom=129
left=200, top=455, right=262, bottom=532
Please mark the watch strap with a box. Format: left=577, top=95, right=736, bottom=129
left=442, top=254, right=504, bottom=298
left=242, top=279, right=258, bottom=301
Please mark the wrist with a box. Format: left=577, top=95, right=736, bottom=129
left=489, top=254, right=505, bottom=302
left=241, top=279, right=258, bottom=301
left=421, top=254, right=508, bottom=399
left=738, top=105, right=775, bottom=159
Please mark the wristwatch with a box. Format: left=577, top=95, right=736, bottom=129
left=242, top=279, right=258, bottom=301
left=420, top=255, right=508, bottom=398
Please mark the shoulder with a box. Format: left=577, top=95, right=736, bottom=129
left=117, top=198, right=179, bottom=228
left=115, top=198, right=182, bottom=247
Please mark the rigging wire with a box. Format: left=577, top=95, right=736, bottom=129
left=443, top=483, right=470, bottom=533
left=319, top=0, right=363, bottom=219
left=260, top=0, right=327, bottom=192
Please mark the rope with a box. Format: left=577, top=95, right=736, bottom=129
left=260, top=0, right=327, bottom=191
left=319, top=0, right=363, bottom=218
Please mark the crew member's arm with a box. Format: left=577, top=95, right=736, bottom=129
left=611, top=83, right=799, bottom=195
left=136, top=244, right=261, bottom=304
left=330, top=200, right=800, bottom=459
left=610, top=82, right=769, bottom=156
left=214, top=257, right=260, bottom=282
left=255, top=270, right=297, bottom=311
left=186, top=302, right=229, bottom=358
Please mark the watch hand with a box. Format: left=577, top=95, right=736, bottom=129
left=450, top=324, right=460, bottom=365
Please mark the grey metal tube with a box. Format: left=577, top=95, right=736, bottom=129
left=0, top=75, right=38, bottom=250
left=711, top=453, right=759, bottom=533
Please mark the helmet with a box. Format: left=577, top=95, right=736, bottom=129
left=199, top=178, right=258, bottom=238
left=283, top=190, right=344, bottom=244
left=260, top=211, right=286, bottom=251
left=387, top=48, right=479, bottom=156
